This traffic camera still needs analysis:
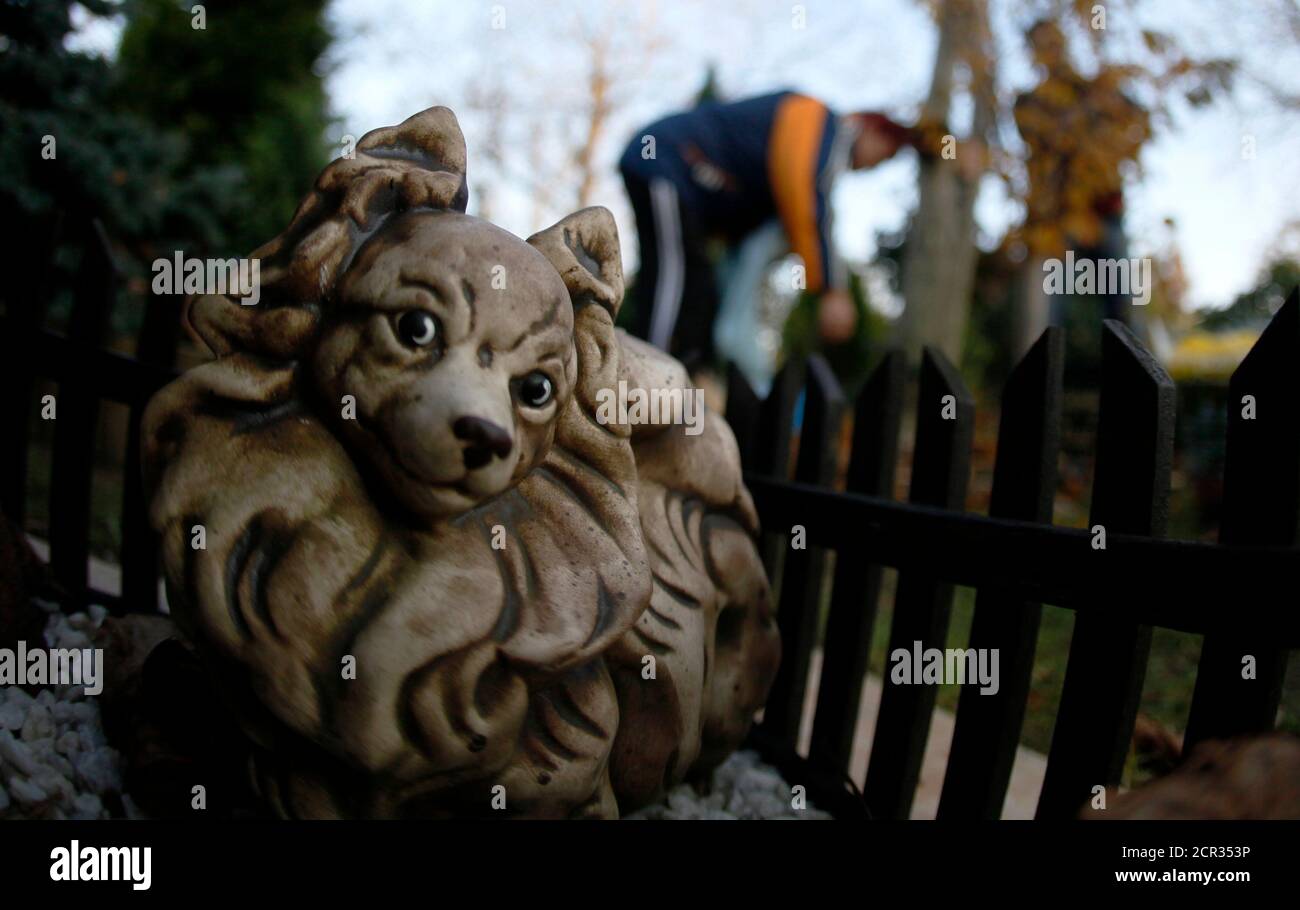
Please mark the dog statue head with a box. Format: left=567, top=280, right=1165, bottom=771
left=314, top=211, right=575, bottom=517
left=183, top=107, right=626, bottom=523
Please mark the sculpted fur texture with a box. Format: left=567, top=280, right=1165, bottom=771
left=142, top=106, right=780, bottom=818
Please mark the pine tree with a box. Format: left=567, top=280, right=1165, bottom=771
left=114, top=0, right=335, bottom=255
left=0, top=0, right=240, bottom=251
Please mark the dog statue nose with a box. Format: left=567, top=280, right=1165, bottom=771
left=453, top=416, right=513, bottom=470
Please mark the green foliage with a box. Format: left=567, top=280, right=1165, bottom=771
left=114, top=0, right=335, bottom=255
left=0, top=0, right=243, bottom=252
left=1198, top=258, right=1300, bottom=331
left=693, top=64, right=722, bottom=106
left=0, top=0, right=334, bottom=338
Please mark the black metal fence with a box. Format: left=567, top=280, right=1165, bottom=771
left=729, top=288, right=1300, bottom=819
left=1, top=217, right=181, bottom=614
left=2, top=216, right=1298, bottom=820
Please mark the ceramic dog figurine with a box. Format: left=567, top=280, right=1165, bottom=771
left=142, top=106, right=780, bottom=818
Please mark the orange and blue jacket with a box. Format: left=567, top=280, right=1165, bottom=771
left=620, top=90, right=850, bottom=293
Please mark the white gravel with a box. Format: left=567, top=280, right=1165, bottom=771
left=0, top=600, right=132, bottom=820
left=627, top=750, right=833, bottom=820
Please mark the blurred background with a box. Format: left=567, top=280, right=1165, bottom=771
left=2, top=0, right=1299, bottom=781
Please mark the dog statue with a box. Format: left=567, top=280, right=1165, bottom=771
left=142, top=106, right=780, bottom=818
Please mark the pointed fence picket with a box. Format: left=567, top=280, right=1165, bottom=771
left=1183, top=298, right=1299, bottom=749
left=1035, top=322, right=1176, bottom=819
left=808, top=350, right=905, bottom=774
left=863, top=349, right=974, bottom=819
left=938, top=329, right=1063, bottom=819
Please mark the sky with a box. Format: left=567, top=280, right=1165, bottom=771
left=73, top=0, right=1300, bottom=312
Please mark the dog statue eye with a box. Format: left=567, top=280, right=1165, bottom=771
left=396, top=310, right=439, bottom=348
left=517, top=372, right=554, bottom=408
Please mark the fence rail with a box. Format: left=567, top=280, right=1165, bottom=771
left=0, top=217, right=182, bottom=615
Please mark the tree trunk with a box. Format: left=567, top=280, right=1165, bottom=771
left=896, top=0, right=994, bottom=367
left=574, top=33, right=611, bottom=209
left=1014, top=254, right=1051, bottom=361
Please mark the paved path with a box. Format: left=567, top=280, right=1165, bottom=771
left=798, top=650, right=1047, bottom=819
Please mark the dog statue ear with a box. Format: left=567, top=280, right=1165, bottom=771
left=526, top=207, right=624, bottom=319
left=187, top=295, right=319, bottom=360
left=186, top=106, right=471, bottom=362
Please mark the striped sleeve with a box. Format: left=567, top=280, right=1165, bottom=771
left=767, top=95, right=835, bottom=292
